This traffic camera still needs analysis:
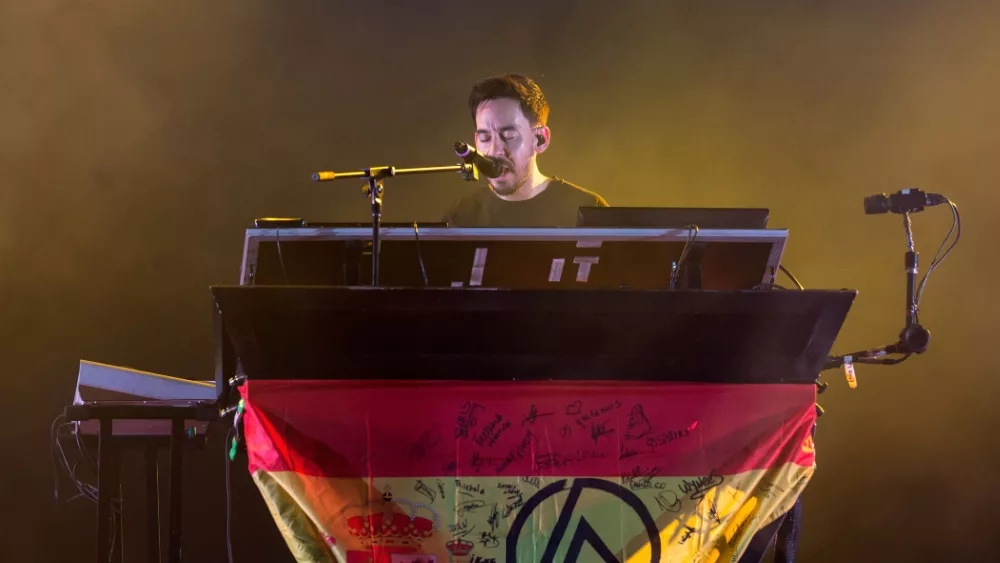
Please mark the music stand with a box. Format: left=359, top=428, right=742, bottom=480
left=212, top=286, right=855, bottom=393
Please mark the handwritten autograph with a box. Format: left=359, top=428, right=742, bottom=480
left=414, top=480, right=436, bottom=502
left=458, top=499, right=487, bottom=517
left=655, top=490, right=682, bottom=513
left=625, top=404, right=654, bottom=440
left=478, top=531, right=500, bottom=548
left=622, top=464, right=667, bottom=490
left=678, top=469, right=724, bottom=500
left=589, top=421, right=615, bottom=443
left=448, top=519, right=476, bottom=538
left=474, top=414, right=511, bottom=448
left=619, top=443, right=640, bottom=460
left=496, top=430, right=535, bottom=475
left=535, top=453, right=573, bottom=470
left=573, top=400, right=623, bottom=429
left=646, top=422, right=696, bottom=449
left=456, top=402, right=485, bottom=439
left=487, top=503, right=501, bottom=531
left=522, top=404, right=554, bottom=426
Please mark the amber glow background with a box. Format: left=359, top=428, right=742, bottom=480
left=1, top=1, right=997, bottom=561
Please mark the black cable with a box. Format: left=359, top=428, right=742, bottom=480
left=864, top=354, right=910, bottom=365
left=275, top=227, right=290, bottom=284
left=412, top=222, right=429, bottom=286
left=75, top=422, right=97, bottom=471
left=51, top=414, right=123, bottom=512
left=914, top=200, right=961, bottom=322
left=779, top=265, right=804, bottom=290
left=51, top=415, right=65, bottom=502
left=669, top=225, right=699, bottom=290
left=54, top=423, right=97, bottom=503
left=824, top=350, right=911, bottom=370
left=52, top=417, right=95, bottom=503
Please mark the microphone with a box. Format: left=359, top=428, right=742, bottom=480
left=454, top=142, right=506, bottom=179
left=864, top=188, right=947, bottom=215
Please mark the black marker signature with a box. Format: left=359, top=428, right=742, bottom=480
left=458, top=499, right=487, bottom=516
left=619, top=443, right=640, bottom=460
left=622, top=464, right=666, bottom=490
left=655, top=491, right=682, bottom=513
left=625, top=404, right=654, bottom=440
left=487, top=503, right=501, bottom=531
left=448, top=519, right=476, bottom=538
left=757, top=482, right=786, bottom=500
left=478, top=531, right=500, bottom=549
left=474, top=414, right=511, bottom=448
left=470, top=452, right=496, bottom=473
left=522, top=404, right=555, bottom=426
left=456, top=480, right=486, bottom=496
left=678, top=469, right=724, bottom=501
left=456, top=401, right=485, bottom=439
left=535, top=453, right=573, bottom=470
left=646, top=422, right=696, bottom=449
left=574, top=400, right=623, bottom=429
left=590, top=420, right=615, bottom=443
left=707, top=500, right=722, bottom=524
left=414, top=480, right=436, bottom=502
left=498, top=483, right=524, bottom=518
left=496, top=430, right=535, bottom=475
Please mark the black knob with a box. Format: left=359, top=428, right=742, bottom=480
left=899, top=324, right=931, bottom=354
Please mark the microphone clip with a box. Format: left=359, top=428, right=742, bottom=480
left=457, top=162, right=479, bottom=182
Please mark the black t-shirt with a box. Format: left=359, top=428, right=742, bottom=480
left=442, top=177, right=609, bottom=227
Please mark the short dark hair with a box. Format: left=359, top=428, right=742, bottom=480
left=468, top=74, right=550, bottom=126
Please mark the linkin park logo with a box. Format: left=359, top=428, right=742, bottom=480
left=506, top=478, right=660, bottom=563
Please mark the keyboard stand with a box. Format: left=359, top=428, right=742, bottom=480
left=63, top=401, right=218, bottom=563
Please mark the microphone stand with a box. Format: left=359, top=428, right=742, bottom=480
left=312, top=163, right=479, bottom=286
left=823, top=211, right=931, bottom=371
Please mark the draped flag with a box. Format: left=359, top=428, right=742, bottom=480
left=239, top=380, right=816, bottom=563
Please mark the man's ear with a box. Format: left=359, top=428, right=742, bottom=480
left=534, top=126, right=551, bottom=153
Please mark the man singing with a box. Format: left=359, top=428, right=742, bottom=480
left=443, top=74, right=608, bottom=227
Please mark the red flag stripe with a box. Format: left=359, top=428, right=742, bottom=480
left=241, top=380, right=816, bottom=479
